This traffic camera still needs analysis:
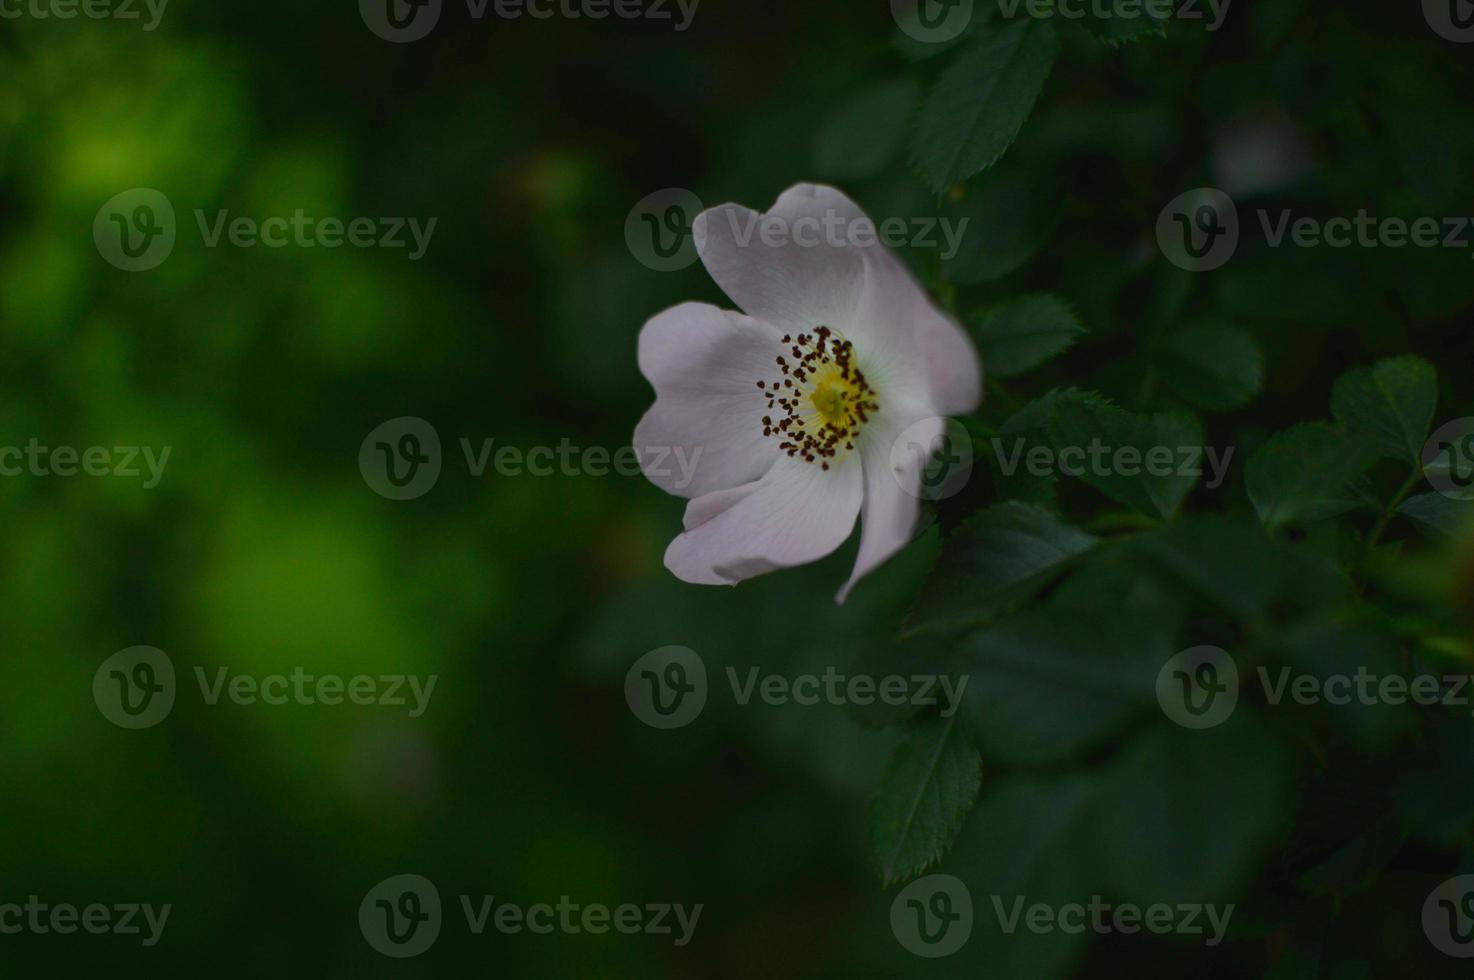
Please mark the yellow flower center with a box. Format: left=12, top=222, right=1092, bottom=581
left=808, top=371, right=848, bottom=424
left=757, top=327, right=879, bottom=470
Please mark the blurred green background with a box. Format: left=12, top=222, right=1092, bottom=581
left=2, top=0, right=1473, bottom=976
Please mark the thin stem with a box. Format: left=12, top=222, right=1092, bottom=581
left=1367, top=467, right=1423, bottom=551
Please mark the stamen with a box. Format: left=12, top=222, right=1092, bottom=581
left=758, top=325, right=878, bottom=465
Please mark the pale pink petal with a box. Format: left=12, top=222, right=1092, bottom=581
left=855, top=254, right=983, bottom=418
left=693, top=183, right=981, bottom=417
left=665, top=452, right=863, bottom=586
left=836, top=407, right=943, bottom=604
left=682, top=481, right=759, bottom=531
left=633, top=302, right=784, bottom=498
left=693, top=185, right=868, bottom=336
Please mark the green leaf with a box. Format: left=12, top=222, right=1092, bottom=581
left=978, top=398, right=1064, bottom=505
left=963, top=611, right=1150, bottom=764
left=870, top=714, right=982, bottom=885
left=1294, top=816, right=1405, bottom=898
left=1134, top=516, right=1349, bottom=623
left=1046, top=392, right=1205, bottom=520
left=1395, top=714, right=1474, bottom=846
left=941, top=167, right=1061, bottom=284
left=1330, top=356, right=1438, bottom=466
left=904, top=501, right=1099, bottom=637
left=942, top=774, right=1099, bottom=980
left=1091, top=716, right=1290, bottom=905
left=1397, top=492, right=1474, bottom=538
left=970, top=294, right=1085, bottom=379
left=1154, top=321, right=1264, bottom=412
left=811, top=78, right=920, bottom=181
left=1079, top=0, right=1170, bottom=46
left=912, top=18, right=1060, bottom=193
left=1275, top=617, right=1408, bottom=753
left=958, top=552, right=1176, bottom=764
left=1245, top=422, right=1378, bottom=530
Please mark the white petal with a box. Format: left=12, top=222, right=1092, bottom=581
left=682, top=481, right=759, bottom=531
left=855, top=248, right=983, bottom=418
left=836, top=407, right=943, bottom=604
left=693, top=183, right=981, bottom=417
left=693, top=185, right=867, bottom=336
left=665, top=452, right=863, bottom=586
left=633, top=302, right=784, bottom=498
